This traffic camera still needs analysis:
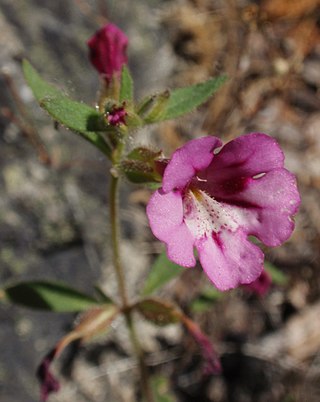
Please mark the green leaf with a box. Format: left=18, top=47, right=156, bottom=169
left=160, top=75, right=227, bottom=121
left=141, top=252, right=185, bottom=296
left=40, top=97, right=111, bottom=154
left=264, top=261, right=288, bottom=285
left=119, top=65, right=134, bottom=103
left=22, top=60, right=111, bottom=157
left=3, top=281, right=99, bottom=312
left=151, top=375, right=176, bottom=402
left=22, top=60, right=61, bottom=100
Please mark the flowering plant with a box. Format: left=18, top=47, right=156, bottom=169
left=1, top=21, right=300, bottom=402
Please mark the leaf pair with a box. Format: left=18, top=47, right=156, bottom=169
left=23, top=60, right=226, bottom=158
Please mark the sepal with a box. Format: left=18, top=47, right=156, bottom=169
left=119, top=147, right=163, bottom=183
left=136, top=91, right=170, bottom=123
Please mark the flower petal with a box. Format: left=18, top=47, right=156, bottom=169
left=196, top=133, right=300, bottom=246
left=162, top=136, right=222, bottom=193
left=147, top=189, right=196, bottom=266
left=210, top=168, right=299, bottom=246
left=239, top=169, right=300, bottom=246
left=206, top=133, right=285, bottom=185
left=196, top=230, right=264, bottom=291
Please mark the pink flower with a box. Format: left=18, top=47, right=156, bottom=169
left=147, top=133, right=300, bottom=291
left=87, top=23, right=128, bottom=82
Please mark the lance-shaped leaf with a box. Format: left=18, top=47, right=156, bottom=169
left=141, top=252, right=185, bottom=296
left=119, top=65, right=134, bottom=103
left=22, top=60, right=111, bottom=156
left=161, top=76, right=227, bottom=121
left=136, top=75, right=227, bottom=124
left=37, top=304, right=119, bottom=401
left=2, top=280, right=99, bottom=312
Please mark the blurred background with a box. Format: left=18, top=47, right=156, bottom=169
left=0, top=0, right=319, bottom=401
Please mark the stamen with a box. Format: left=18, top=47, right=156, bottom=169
left=253, top=172, right=266, bottom=179
left=196, top=176, right=207, bottom=182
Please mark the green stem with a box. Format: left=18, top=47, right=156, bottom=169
left=109, top=173, right=154, bottom=402
left=125, top=313, right=155, bottom=402
left=109, top=174, right=128, bottom=307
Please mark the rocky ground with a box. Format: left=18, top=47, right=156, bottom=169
left=0, top=0, right=320, bottom=401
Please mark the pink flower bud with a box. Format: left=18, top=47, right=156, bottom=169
left=87, top=23, right=128, bottom=83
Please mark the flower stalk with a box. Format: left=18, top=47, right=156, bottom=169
left=109, top=173, right=154, bottom=402
left=109, top=173, right=129, bottom=307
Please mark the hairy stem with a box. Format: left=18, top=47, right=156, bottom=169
left=109, top=173, right=154, bottom=402
left=125, top=313, right=155, bottom=402
left=109, top=174, right=128, bottom=307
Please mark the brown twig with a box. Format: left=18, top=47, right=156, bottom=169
left=0, top=106, right=51, bottom=165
